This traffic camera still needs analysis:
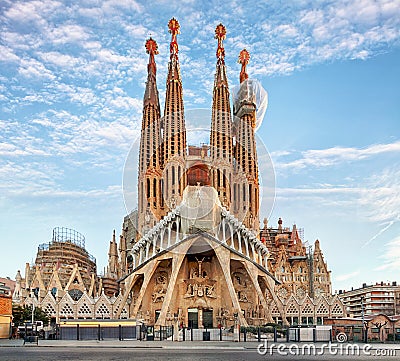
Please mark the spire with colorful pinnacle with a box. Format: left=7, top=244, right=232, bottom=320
left=215, top=23, right=226, bottom=63
left=233, top=49, right=259, bottom=232
left=143, top=37, right=159, bottom=108
left=138, top=37, right=163, bottom=235
left=162, top=18, right=187, bottom=212
left=210, top=23, right=233, bottom=209
left=238, top=48, right=250, bottom=83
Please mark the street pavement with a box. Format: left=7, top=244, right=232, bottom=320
left=1, top=338, right=400, bottom=360
left=0, top=340, right=400, bottom=361
left=1, top=338, right=400, bottom=350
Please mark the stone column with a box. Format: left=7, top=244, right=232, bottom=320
left=167, top=224, right=172, bottom=248
left=233, top=314, right=240, bottom=342
left=222, top=218, right=226, bottom=243
left=175, top=219, right=180, bottom=244
left=198, top=308, right=203, bottom=328
left=160, top=229, right=164, bottom=250
left=173, top=316, right=180, bottom=341
left=238, top=232, right=242, bottom=253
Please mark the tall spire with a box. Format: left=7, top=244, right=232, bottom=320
left=107, top=230, right=119, bottom=278
left=143, top=37, right=160, bottom=108
left=146, top=37, right=158, bottom=74
left=162, top=18, right=187, bottom=212
left=210, top=23, right=233, bottom=209
left=165, top=17, right=181, bottom=82
left=233, top=49, right=259, bottom=232
left=138, top=37, right=163, bottom=235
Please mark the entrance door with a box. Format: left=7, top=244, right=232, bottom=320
left=203, top=309, right=213, bottom=328
left=188, top=308, right=198, bottom=329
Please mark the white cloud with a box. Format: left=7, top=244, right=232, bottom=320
left=359, top=168, right=400, bottom=224
left=275, top=141, right=400, bottom=170
left=0, top=45, right=20, bottom=62
left=47, top=24, right=91, bottom=45
left=0, top=142, right=49, bottom=156
left=375, top=235, right=400, bottom=271
left=335, top=270, right=360, bottom=282
left=37, top=51, right=82, bottom=68
left=18, top=58, right=55, bottom=80
left=102, top=0, right=143, bottom=13
left=275, top=24, right=299, bottom=38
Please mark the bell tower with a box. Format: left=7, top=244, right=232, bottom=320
left=137, top=38, right=163, bottom=235
left=233, top=49, right=260, bottom=232
left=161, top=18, right=187, bottom=213
left=209, top=24, right=234, bottom=210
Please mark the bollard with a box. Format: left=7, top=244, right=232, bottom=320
left=244, top=328, right=247, bottom=342
left=119, top=325, right=122, bottom=341
left=77, top=324, right=80, bottom=341
left=257, top=327, right=261, bottom=342
left=274, top=326, right=277, bottom=342
left=97, top=324, right=101, bottom=341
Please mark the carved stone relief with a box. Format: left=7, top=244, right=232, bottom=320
left=151, top=270, right=168, bottom=303
left=184, top=257, right=216, bottom=300
left=231, top=268, right=253, bottom=304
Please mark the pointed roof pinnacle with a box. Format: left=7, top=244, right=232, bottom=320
left=238, top=48, right=250, bottom=83
left=145, top=37, right=159, bottom=75
left=168, top=18, right=180, bottom=59
left=215, top=23, right=226, bottom=63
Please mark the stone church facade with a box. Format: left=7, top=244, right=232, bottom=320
left=13, top=19, right=344, bottom=328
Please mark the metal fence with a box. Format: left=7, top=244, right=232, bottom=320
left=59, top=325, right=137, bottom=341
left=182, top=328, right=234, bottom=341
left=54, top=324, right=338, bottom=343
left=288, top=327, right=332, bottom=342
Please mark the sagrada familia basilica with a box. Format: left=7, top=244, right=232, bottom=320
left=13, top=19, right=345, bottom=328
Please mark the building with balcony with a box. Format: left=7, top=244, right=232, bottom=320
left=339, top=282, right=400, bottom=317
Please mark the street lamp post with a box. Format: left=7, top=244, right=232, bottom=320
left=31, top=290, right=35, bottom=325
left=361, top=296, right=366, bottom=342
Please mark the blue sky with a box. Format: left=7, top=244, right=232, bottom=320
left=0, top=0, right=399, bottom=293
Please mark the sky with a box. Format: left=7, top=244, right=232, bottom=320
left=0, top=0, right=399, bottom=293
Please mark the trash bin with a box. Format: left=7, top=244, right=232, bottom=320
left=146, top=326, right=154, bottom=341
left=203, top=331, right=210, bottom=341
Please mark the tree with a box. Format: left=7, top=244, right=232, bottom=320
left=371, top=320, right=388, bottom=342
left=12, top=304, right=49, bottom=326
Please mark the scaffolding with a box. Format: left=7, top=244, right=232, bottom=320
left=52, top=227, right=86, bottom=249
left=35, top=227, right=97, bottom=289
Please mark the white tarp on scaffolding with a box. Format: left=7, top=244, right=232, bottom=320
left=232, top=78, right=268, bottom=131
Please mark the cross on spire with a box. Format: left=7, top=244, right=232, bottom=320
left=238, top=48, right=250, bottom=83
left=168, top=18, right=180, bottom=58
left=215, top=23, right=226, bottom=63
